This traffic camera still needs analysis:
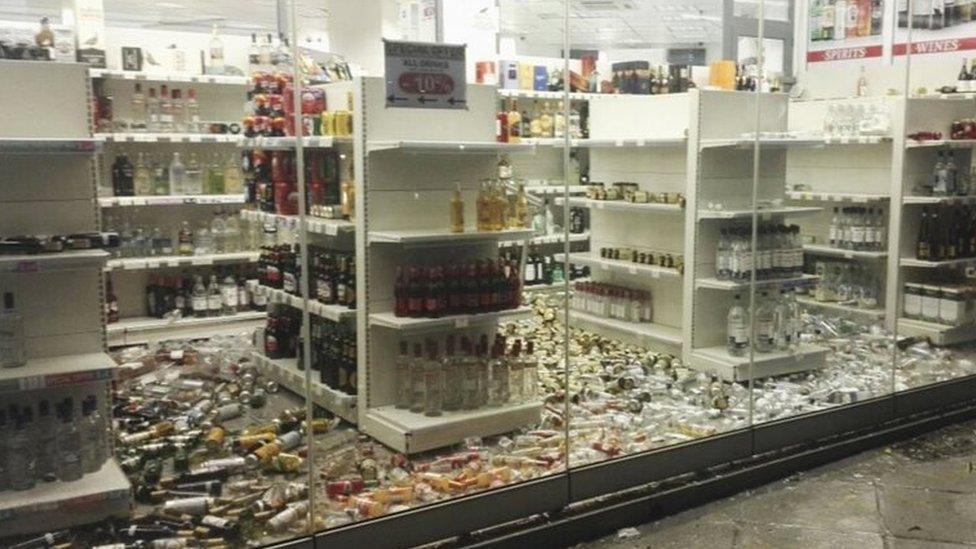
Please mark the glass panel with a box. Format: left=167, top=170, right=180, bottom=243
left=736, top=0, right=791, bottom=21
left=894, top=0, right=976, bottom=392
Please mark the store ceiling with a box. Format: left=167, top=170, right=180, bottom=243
left=498, top=0, right=725, bottom=49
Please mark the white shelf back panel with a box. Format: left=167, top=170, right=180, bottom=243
left=0, top=156, right=94, bottom=202
left=698, top=90, right=788, bottom=141
left=787, top=96, right=895, bottom=133
left=364, top=77, right=496, bottom=142
left=588, top=148, right=688, bottom=192
left=588, top=94, right=690, bottom=140
left=786, top=146, right=893, bottom=196
left=0, top=61, right=90, bottom=138
left=0, top=201, right=98, bottom=238
left=100, top=79, right=245, bottom=127
left=905, top=98, right=976, bottom=138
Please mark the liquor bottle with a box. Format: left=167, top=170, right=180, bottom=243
left=170, top=89, right=185, bottom=132
left=476, top=181, right=490, bottom=231
left=835, top=0, right=847, bottom=40
left=856, top=65, right=868, bottom=97
left=538, top=102, right=554, bottom=137
left=35, top=400, right=58, bottom=482
left=395, top=341, right=411, bottom=408
left=159, top=85, right=174, bottom=132
left=958, top=58, right=971, bottom=92
left=194, top=220, right=213, bottom=255
left=209, top=24, right=224, bottom=70
left=424, top=340, right=443, bottom=417
left=946, top=151, right=958, bottom=195
left=727, top=293, right=749, bottom=357
left=80, top=397, right=103, bottom=474
left=450, top=182, right=464, bottom=233
left=211, top=208, right=226, bottom=253
left=221, top=272, right=238, bottom=316
left=185, top=88, right=200, bottom=133
left=857, top=0, right=872, bottom=35
left=0, top=292, right=26, bottom=368
left=57, top=399, right=83, bottom=482
left=224, top=211, right=241, bottom=253
left=133, top=152, right=152, bottom=196
left=209, top=154, right=226, bottom=195
left=106, top=278, right=119, bottom=323
left=151, top=154, right=169, bottom=195
left=207, top=274, right=222, bottom=317
left=496, top=106, right=508, bottom=143
left=409, top=343, right=425, bottom=413
left=7, top=407, right=35, bottom=490
left=553, top=101, right=566, bottom=138
left=846, top=0, right=859, bottom=37
left=131, top=83, right=146, bottom=132
left=169, top=152, right=186, bottom=195
left=224, top=154, right=243, bottom=194
left=507, top=100, right=521, bottom=143
left=146, top=87, right=160, bottom=132
left=514, top=183, right=529, bottom=228
left=181, top=152, right=201, bottom=196
left=871, top=0, right=883, bottom=34
left=112, top=154, right=135, bottom=197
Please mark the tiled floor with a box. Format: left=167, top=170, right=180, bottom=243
left=583, top=419, right=976, bottom=548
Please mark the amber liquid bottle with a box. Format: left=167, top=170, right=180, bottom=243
left=514, top=183, right=529, bottom=228
left=450, top=182, right=464, bottom=233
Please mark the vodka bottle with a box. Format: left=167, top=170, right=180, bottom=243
left=395, top=341, right=411, bottom=409
left=221, top=272, right=238, bottom=316
left=168, top=152, right=186, bottom=195
left=754, top=291, right=776, bottom=353
left=146, top=87, right=161, bottom=132
left=35, top=400, right=58, bottom=481
left=223, top=211, right=241, bottom=253
left=727, top=293, right=749, bottom=357
left=829, top=207, right=841, bottom=247
left=409, top=343, right=425, bottom=413
left=224, top=153, right=243, bottom=194
left=170, top=89, right=185, bottom=133
left=7, top=408, right=36, bottom=490
left=207, top=274, right=222, bottom=317
left=57, top=399, right=83, bottom=482
left=159, top=85, right=174, bottom=132
left=152, top=154, right=169, bottom=195
left=423, top=341, right=444, bottom=417
left=185, top=89, right=200, bottom=133
left=716, top=229, right=732, bottom=280
left=209, top=24, right=224, bottom=71
left=81, top=396, right=104, bottom=473
left=195, top=221, right=213, bottom=255
left=192, top=275, right=208, bottom=318
left=210, top=208, right=227, bottom=254
left=184, top=153, right=203, bottom=195
left=131, top=83, right=146, bottom=132
left=134, top=152, right=152, bottom=196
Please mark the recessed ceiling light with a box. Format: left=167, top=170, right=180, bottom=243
left=157, top=2, right=184, bottom=8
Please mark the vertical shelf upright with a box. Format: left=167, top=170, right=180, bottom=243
left=0, top=60, right=131, bottom=536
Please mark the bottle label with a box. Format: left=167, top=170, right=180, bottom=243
left=192, top=296, right=207, bottom=312
left=223, top=287, right=238, bottom=308
left=729, top=323, right=749, bottom=344
left=757, top=320, right=775, bottom=343
left=851, top=226, right=865, bottom=243
left=283, top=272, right=297, bottom=293
left=254, top=291, right=268, bottom=307
left=208, top=295, right=221, bottom=310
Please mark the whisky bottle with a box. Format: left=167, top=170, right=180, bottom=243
left=507, top=100, right=521, bottom=143
left=476, top=180, right=491, bottom=231
left=450, top=182, right=464, bottom=233
left=514, top=183, right=529, bottom=228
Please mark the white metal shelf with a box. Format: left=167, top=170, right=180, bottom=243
left=898, top=317, right=976, bottom=346
left=106, top=311, right=266, bottom=347
left=95, top=133, right=243, bottom=144
left=497, top=88, right=592, bottom=100
left=554, top=197, right=684, bottom=214
left=695, top=274, right=818, bottom=291
left=697, top=206, right=822, bottom=220
left=700, top=135, right=890, bottom=149
left=554, top=252, right=681, bottom=279
left=0, top=249, right=109, bottom=274
left=522, top=185, right=588, bottom=195
left=0, top=137, right=98, bottom=154
left=795, top=295, right=886, bottom=319
left=0, top=352, right=116, bottom=393
left=367, top=140, right=537, bottom=154
left=899, top=257, right=976, bottom=269
left=522, top=278, right=587, bottom=293
left=524, top=137, right=687, bottom=148
left=903, top=195, right=976, bottom=205
left=105, top=251, right=259, bottom=271
left=263, top=285, right=356, bottom=322
left=250, top=352, right=357, bottom=424
left=568, top=310, right=682, bottom=346
left=240, top=209, right=354, bottom=236
left=98, top=194, right=246, bottom=207
left=0, top=460, right=130, bottom=537
left=803, top=244, right=887, bottom=260
left=239, top=135, right=347, bottom=149
left=368, top=227, right=536, bottom=245
left=89, top=68, right=249, bottom=86
left=363, top=401, right=541, bottom=454
left=905, top=138, right=976, bottom=149
left=499, top=232, right=589, bottom=247
left=369, top=306, right=532, bottom=331
left=786, top=190, right=889, bottom=203
left=689, top=344, right=828, bottom=382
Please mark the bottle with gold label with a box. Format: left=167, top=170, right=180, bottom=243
left=538, top=102, right=554, bottom=137
left=507, top=100, right=521, bottom=143
left=476, top=180, right=490, bottom=231
left=341, top=180, right=354, bottom=220
left=450, top=182, right=464, bottom=233
left=514, top=183, right=529, bottom=228
left=492, top=180, right=509, bottom=231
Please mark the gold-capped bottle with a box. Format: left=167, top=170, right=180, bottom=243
left=450, top=182, right=465, bottom=233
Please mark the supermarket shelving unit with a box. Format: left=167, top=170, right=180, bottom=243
left=0, top=60, right=131, bottom=536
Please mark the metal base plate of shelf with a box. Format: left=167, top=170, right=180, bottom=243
left=107, top=312, right=266, bottom=347
left=362, top=402, right=542, bottom=455
left=898, top=318, right=976, bottom=346
left=689, top=344, right=828, bottom=382
left=250, top=352, right=357, bottom=424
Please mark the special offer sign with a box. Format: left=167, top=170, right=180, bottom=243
left=384, top=39, right=467, bottom=110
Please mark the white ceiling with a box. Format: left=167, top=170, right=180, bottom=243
left=498, top=0, right=725, bottom=50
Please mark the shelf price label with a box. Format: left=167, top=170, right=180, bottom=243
left=384, top=40, right=467, bottom=110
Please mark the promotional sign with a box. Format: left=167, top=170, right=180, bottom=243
left=807, top=0, right=886, bottom=63
left=894, top=2, right=976, bottom=56
left=384, top=39, right=467, bottom=109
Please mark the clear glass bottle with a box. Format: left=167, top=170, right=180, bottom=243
left=0, top=292, right=26, bottom=368
left=223, top=154, right=243, bottom=194
left=207, top=274, right=222, bottom=317
left=194, top=221, right=213, bottom=256
left=81, top=396, right=104, bottom=474
left=57, top=399, right=83, bottom=482
left=7, top=407, right=36, bottom=490
left=192, top=275, right=208, bottom=318
left=184, top=153, right=203, bottom=195
left=221, top=272, right=238, bottom=316
left=159, top=85, right=174, bottom=133
left=169, top=152, right=186, bottom=195
left=462, top=337, right=480, bottom=410
left=727, top=293, right=750, bottom=357
left=152, top=154, right=169, bottom=195
left=185, top=89, right=200, bottom=133
left=754, top=291, right=776, bottom=353
left=170, top=89, right=185, bottom=133
left=223, top=211, right=241, bottom=253
left=35, top=400, right=58, bottom=482
left=130, top=83, right=146, bottom=132
left=209, top=24, right=224, bottom=70
left=395, top=341, right=411, bottom=409
left=210, top=208, right=226, bottom=254
left=146, top=87, right=160, bottom=132
left=409, top=343, right=425, bottom=413
left=133, top=152, right=152, bottom=196
left=423, top=341, right=444, bottom=417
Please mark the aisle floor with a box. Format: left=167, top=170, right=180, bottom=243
left=583, top=418, right=976, bottom=549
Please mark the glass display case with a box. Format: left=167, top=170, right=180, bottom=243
left=3, top=0, right=976, bottom=547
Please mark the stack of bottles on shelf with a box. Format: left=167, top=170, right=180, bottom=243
left=108, top=209, right=250, bottom=258
left=585, top=182, right=685, bottom=206
left=827, top=207, right=887, bottom=251
left=904, top=281, right=976, bottom=327
left=726, top=287, right=803, bottom=357
left=395, top=334, right=538, bottom=417
left=394, top=258, right=522, bottom=319
left=96, top=82, right=218, bottom=134
left=951, top=58, right=976, bottom=93
left=570, top=281, right=653, bottom=324
left=810, top=0, right=884, bottom=39
left=715, top=223, right=804, bottom=281
left=257, top=244, right=356, bottom=310
left=917, top=206, right=976, bottom=261
left=243, top=149, right=350, bottom=220
left=130, top=268, right=262, bottom=322
left=260, top=310, right=357, bottom=394
left=110, top=151, right=244, bottom=197
left=0, top=392, right=109, bottom=492
left=821, top=100, right=891, bottom=138
left=598, top=246, right=685, bottom=273
left=495, top=99, right=584, bottom=142
left=915, top=151, right=973, bottom=197
left=810, top=261, right=881, bottom=310
left=452, top=165, right=531, bottom=234
left=0, top=232, right=119, bottom=255
left=951, top=117, right=976, bottom=140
